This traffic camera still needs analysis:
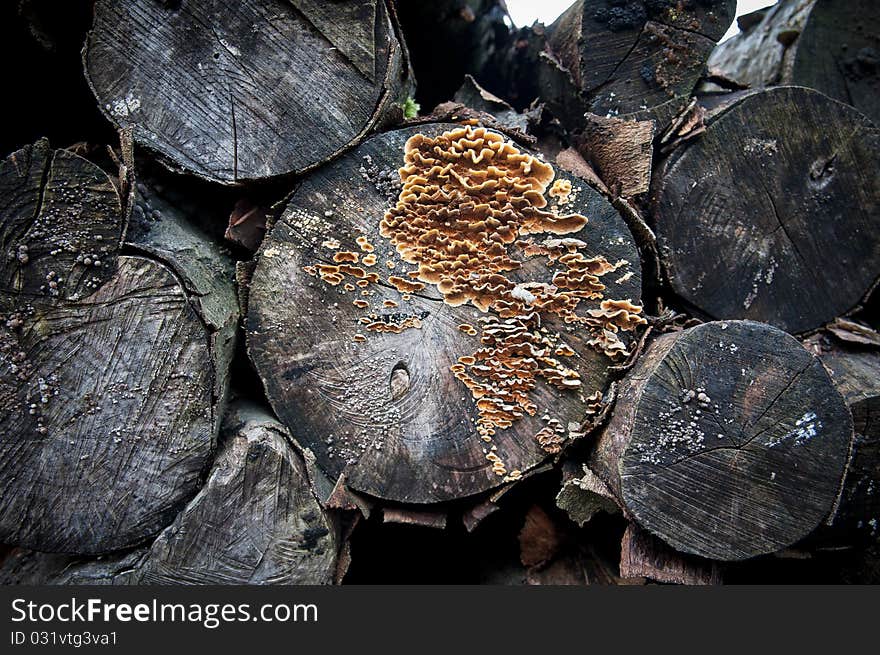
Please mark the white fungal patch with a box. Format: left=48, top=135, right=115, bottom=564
left=219, top=38, right=241, bottom=57
left=744, top=138, right=778, bottom=156
left=510, top=284, right=537, bottom=304
left=107, top=92, right=142, bottom=119
left=767, top=411, right=822, bottom=448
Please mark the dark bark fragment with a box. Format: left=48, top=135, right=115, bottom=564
left=619, top=522, right=721, bottom=584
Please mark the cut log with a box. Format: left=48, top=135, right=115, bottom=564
left=708, top=0, right=880, bottom=127
left=0, top=140, right=237, bottom=554
left=395, top=0, right=512, bottom=111
left=0, top=548, right=144, bottom=586
left=590, top=320, right=853, bottom=561
left=619, top=522, right=721, bottom=585
left=246, top=122, right=644, bottom=504
left=0, top=403, right=339, bottom=584
left=653, top=86, right=880, bottom=334
left=137, top=402, right=338, bottom=584
left=539, top=0, right=736, bottom=127
left=805, top=334, right=880, bottom=544
left=84, top=0, right=412, bottom=183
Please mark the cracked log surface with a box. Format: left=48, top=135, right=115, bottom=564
left=84, top=0, right=412, bottom=183
left=0, top=403, right=338, bottom=584
left=0, top=140, right=237, bottom=554
left=709, top=0, right=880, bottom=127
left=590, top=320, right=853, bottom=561
left=539, top=0, right=735, bottom=128
left=653, top=86, right=880, bottom=334
left=246, top=122, right=643, bottom=504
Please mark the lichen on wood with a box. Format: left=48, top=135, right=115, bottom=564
left=591, top=320, right=854, bottom=561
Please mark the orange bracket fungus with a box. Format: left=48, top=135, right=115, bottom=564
left=247, top=124, right=643, bottom=503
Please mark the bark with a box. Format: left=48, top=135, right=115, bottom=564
left=708, top=0, right=880, bottom=127
left=619, top=522, right=721, bottom=584
left=574, top=114, right=655, bottom=198
left=246, top=121, right=644, bottom=504
left=805, top=333, right=880, bottom=545
left=590, top=320, right=854, bottom=561
left=84, top=0, right=413, bottom=184
left=0, top=139, right=237, bottom=555
left=653, top=86, right=880, bottom=334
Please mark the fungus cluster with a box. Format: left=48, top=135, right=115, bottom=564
left=305, top=126, right=645, bottom=477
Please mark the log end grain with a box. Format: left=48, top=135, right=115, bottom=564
left=655, top=86, right=880, bottom=334
left=0, top=141, right=233, bottom=554
left=246, top=122, right=644, bottom=504
left=84, top=0, right=411, bottom=183
left=594, top=320, right=853, bottom=561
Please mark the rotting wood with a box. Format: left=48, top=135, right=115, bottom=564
left=0, top=402, right=338, bottom=584
left=0, top=139, right=237, bottom=554
left=538, top=0, right=736, bottom=129
left=575, top=114, right=655, bottom=199
left=653, top=86, right=880, bottom=334
left=805, top=333, right=880, bottom=545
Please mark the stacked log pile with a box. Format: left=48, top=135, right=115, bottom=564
left=0, top=0, right=878, bottom=585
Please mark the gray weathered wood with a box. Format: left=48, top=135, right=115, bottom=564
left=654, top=86, right=880, bottom=334
left=247, top=122, right=644, bottom=504
left=591, top=320, right=854, bottom=561
left=84, top=0, right=413, bottom=183
left=137, top=402, right=338, bottom=584
left=0, top=140, right=236, bottom=554
left=708, top=0, right=880, bottom=127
